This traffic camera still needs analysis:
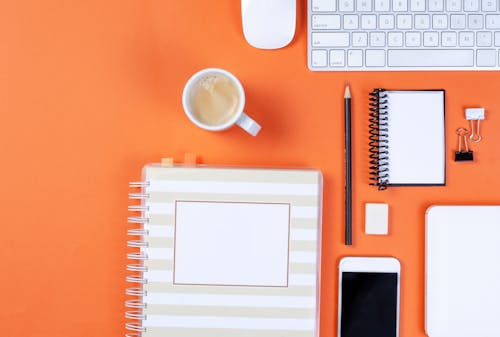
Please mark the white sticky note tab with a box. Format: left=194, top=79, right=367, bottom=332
left=465, top=108, right=485, bottom=120
left=365, top=203, right=389, bottom=235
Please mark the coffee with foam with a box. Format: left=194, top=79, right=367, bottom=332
left=190, top=74, right=241, bottom=126
left=183, top=68, right=261, bottom=136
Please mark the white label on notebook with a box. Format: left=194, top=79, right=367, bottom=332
left=173, top=201, right=291, bottom=287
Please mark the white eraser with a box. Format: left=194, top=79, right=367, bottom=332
left=365, top=203, right=389, bottom=235
left=465, top=108, right=485, bottom=120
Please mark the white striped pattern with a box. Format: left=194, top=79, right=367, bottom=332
left=144, top=293, right=316, bottom=308
left=145, top=225, right=175, bottom=238
left=146, top=180, right=319, bottom=196
left=289, top=251, right=319, bottom=264
left=147, top=202, right=318, bottom=218
left=144, top=225, right=317, bottom=241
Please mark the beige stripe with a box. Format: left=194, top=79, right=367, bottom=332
left=145, top=237, right=316, bottom=251
left=147, top=237, right=174, bottom=248
left=290, top=241, right=317, bottom=251
left=145, top=260, right=173, bottom=269
left=144, top=327, right=314, bottom=337
left=290, top=263, right=317, bottom=274
left=147, top=215, right=319, bottom=229
left=144, top=283, right=316, bottom=297
left=292, top=218, right=320, bottom=229
left=144, top=260, right=316, bottom=275
left=148, top=193, right=318, bottom=206
left=148, top=214, right=173, bottom=226
left=144, top=305, right=316, bottom=318
left=145, top=166, right=320, bottom=184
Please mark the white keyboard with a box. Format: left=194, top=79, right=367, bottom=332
left=308, top=0, right=500, bottom=70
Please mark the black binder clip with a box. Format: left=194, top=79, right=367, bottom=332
left=455, top=128, right=473, bottom=162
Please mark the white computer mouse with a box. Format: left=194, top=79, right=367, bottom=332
left=242, top=0, right=296, bottom=50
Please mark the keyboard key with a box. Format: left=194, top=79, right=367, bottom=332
left=495, top=32, right=500, bottom=46
left=312, top=0, right=336, bottom=11
left=388, top=32, right=404, bottom=46
left=464, top=0, right=480, bottom=11
left=429, top=0, right=444, bottom=11
left=339, top=0, right=355, bottom=11
left=353, top=32, right=369, bottom=46
left=312, top=32, right=350, bottom=47
left=374, top=0, right=390, bottom=11
left=410, top=0, right=426, bottom=11
left=347, top=50, right=363, bottom=66
left=482, top=0, right=497, bottom=11
left=406, top=32, right=421, bottom=46
left=446, top=0, right=462, bottom=11
left=361, top=15, right=377, bottom=29
left=468, top=14, right=484, bottom=29
left=442, top=31, right=458, bottom=46
left=477, top=31, right=493, bottom=46
left=477, top=49, right=496, bottom=66
left=357, top=0, right=373, bottom=11
left=344, top=15, right=359, bottom=29
left=311, top=50, right=328, bottom=67
left=415, top=15, right=431, bottom=29
left=459, top=31, right=475, bottom=46
left=397, top=15, right=412, bottom=29
left=393, top=0, right=408, bottom=11
left=388, top=49, right=474, bottom=67
left=312, top=15, right=341, bottom=29
left=379, top=15, right=395, bottom=29
left=424, top=32, right=440, bottom=46
left=451, top=15, right=466, bottom=29
left=370, top=32, right=386, bottom=46
left=433, top=15, right=448, bottom=29
left=330, top=50, right=346, bottom=66
left=486, top=15, right=500, bottom=29
left=366, top=49, right=386, bottom=66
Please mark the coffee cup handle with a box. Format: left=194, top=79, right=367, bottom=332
left=236, top=112, right=261, bottom=136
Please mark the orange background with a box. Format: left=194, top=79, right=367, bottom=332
left=1, top=1, right=500, bottom=336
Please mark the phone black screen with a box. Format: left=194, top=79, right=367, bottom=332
left=340, top=272, right=398, bottom=337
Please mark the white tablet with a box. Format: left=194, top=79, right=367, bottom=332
left=426, top=206, right=500, bottom=337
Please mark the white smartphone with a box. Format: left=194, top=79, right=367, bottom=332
left=338, top=257, right=401, bottom=337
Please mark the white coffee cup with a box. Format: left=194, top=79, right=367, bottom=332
left=182, top=68, right=261, bottom=136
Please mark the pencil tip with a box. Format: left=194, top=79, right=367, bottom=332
left=344, top=82, right=351, bottom=98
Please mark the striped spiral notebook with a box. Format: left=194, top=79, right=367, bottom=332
left=126, top=164, right=323, bottom=337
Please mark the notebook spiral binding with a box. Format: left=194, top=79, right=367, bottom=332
left=369, top=89, right=389, bottom=190
left=126, top=181, right=150, bottom=337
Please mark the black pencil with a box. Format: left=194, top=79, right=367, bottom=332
left=345, top=83, right=352, bottom=246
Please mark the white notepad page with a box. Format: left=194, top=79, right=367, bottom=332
left=385, top=91, right=445, bottom=185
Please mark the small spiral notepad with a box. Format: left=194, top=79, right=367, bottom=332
left=126, top=164, right=323, bottom=337
left=369, top=89, right=446, bottom=190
